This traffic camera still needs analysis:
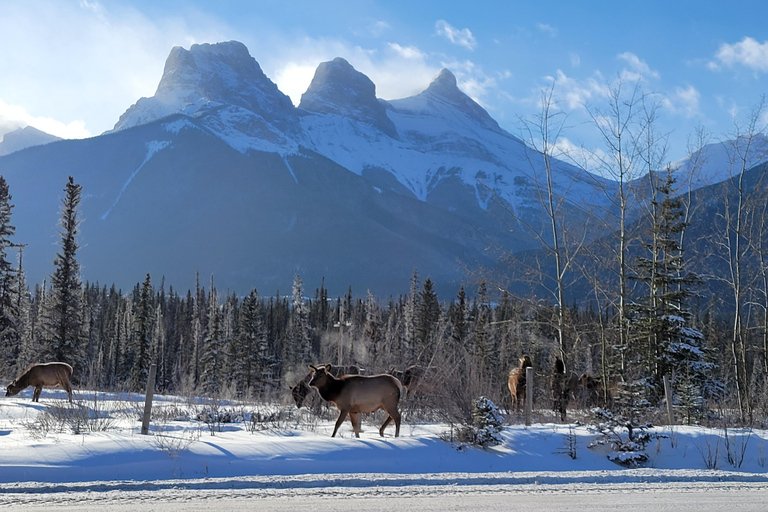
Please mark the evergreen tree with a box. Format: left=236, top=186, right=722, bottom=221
left=416, top=277, right=440, bottom=359
left=285, top=274, right=312, bottom=369
left=128, top=274, right=153, bottom=392
left=0, top=176, right=20, bottom=375
left=233, top=289, right=258, bottom=394
left=629, top=171, right=713, bottom=402
left=40, top=176, right=85, bottom=371
left=200, top=277, right=222, bottom=395
left=402, top=269, right=420, bottom=361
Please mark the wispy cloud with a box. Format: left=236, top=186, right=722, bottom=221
left=662, top=85, right=701, bottom=119
left=367, top=20, right=391, bottom=37
left=536, top=23, right=558, bottom=37
left=0, top=100, right=89, bottom=139
left=710, top=36, right=768, bottom=73
left=543, top=70, right=609, bottom=110
left=435, top=20, right=477, bottom=51
left=618, top=52, right=659, bottom=81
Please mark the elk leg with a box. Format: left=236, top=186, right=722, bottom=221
left=332, top=410, right=348, bottom=437
left=349, top=413, right=361, bottom=438
left=379, top=416, right=392, bottom=436
left=33, top=386, right=42, bottom=402
left=65, top=382, right=73, bottom=403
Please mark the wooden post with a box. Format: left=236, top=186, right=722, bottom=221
left=663, top=375, right=674, bottom=425
left=525, top=366, right=533, bottom=426
left=141, top=363, right=157, bottom=435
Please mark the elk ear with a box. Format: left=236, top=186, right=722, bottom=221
left=324, top=364, right=332, bottom=372
left=309, top=364, right=317, bottom=372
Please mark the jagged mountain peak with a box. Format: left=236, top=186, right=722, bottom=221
left=389, top=68, right=502, bottom=134
left=299, top=57, right=398, bottom=138
left=113, top=40, right=297, bottom=137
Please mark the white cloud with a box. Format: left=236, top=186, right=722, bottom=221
left=435, top=20, right=477, bottom=51
left=543, top=70, right=609, bottom=110
left=662, top=85, right=701, bottom=119
left=388, top=43, right=427, bottom=60
left=712, top=37, right=768, bottom=73
left=367, top=20, right=391, bottom=37
left=617, top=52, right=659, bottom=81
left=0, top=100, right=89, bottom=139
left=536, top=23, right=558, bottom=37
left=569, top=53, right=581, bottom=68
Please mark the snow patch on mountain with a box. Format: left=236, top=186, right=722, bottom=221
left=101, top=140, right=171, bottom=220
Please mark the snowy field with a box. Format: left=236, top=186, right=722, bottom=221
left=1, top=388, right=767, bottom=509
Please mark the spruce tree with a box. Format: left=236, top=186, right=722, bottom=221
left=0, top=176, right=20, bottom=375
left=200, top=277, right=222, bottom=395
left=127, top=274, right=154, bottom=391
left=629, top=171, right=713, bottom=403
left=41, top=176, right=85, bottom=370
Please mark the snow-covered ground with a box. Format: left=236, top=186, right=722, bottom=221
left=1, top=389, right=767, bottom=508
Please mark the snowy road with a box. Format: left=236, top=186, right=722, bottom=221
left=3, top=473, right=768, bottom=511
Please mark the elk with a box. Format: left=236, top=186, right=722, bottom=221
left=290, top=364, right=362, bottom=409
left=308, top=364, right=405, bottom=438
left=508, top=355, right=533, bottom=412
left=387, top=364, right=426, bottom=394
left=6, top=362, right=74, bottom=403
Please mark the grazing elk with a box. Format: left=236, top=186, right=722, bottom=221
left=508, top=355, right=533, bottom=412
left=290, top=364, right=362, bottom=409
left=6, top=362, right=74, bottom=403
left=308, top=364, right=405, bottom=438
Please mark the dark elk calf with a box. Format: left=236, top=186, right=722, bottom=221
left=6, top=362, right=74, bottom=403
left=309, top=364, right=405, bottom=438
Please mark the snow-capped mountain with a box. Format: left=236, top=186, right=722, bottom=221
left=670, top=134, right=768, bottom=189
left=112, top=41, right=611, bottom=216
left=0, top=41, right=617, bottom=296
left=0, top=126, right=61, bottom=156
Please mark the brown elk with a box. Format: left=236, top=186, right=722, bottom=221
left=6, top=362, right=74, bottom=403
left=290, top=364, right=362, bottom=409
left=308, top=364, right=405, bottom=438
left=508, top=355, right=533, bottom=411
left=387, top=364, right=426, bottom=394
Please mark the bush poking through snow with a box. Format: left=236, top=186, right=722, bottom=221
left=587, top=408, right=663, bottom=467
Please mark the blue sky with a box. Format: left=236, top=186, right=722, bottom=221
left=1, top=0, right=767, bottom=164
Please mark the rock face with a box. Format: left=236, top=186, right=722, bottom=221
left=299, top=57, right=398, bottom=139
left=114, top=41, right=299, bottom=145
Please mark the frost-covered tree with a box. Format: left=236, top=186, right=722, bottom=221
left=472, top=396, right=504, bottom=448
left=284, top=274, right=312, bottom=371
